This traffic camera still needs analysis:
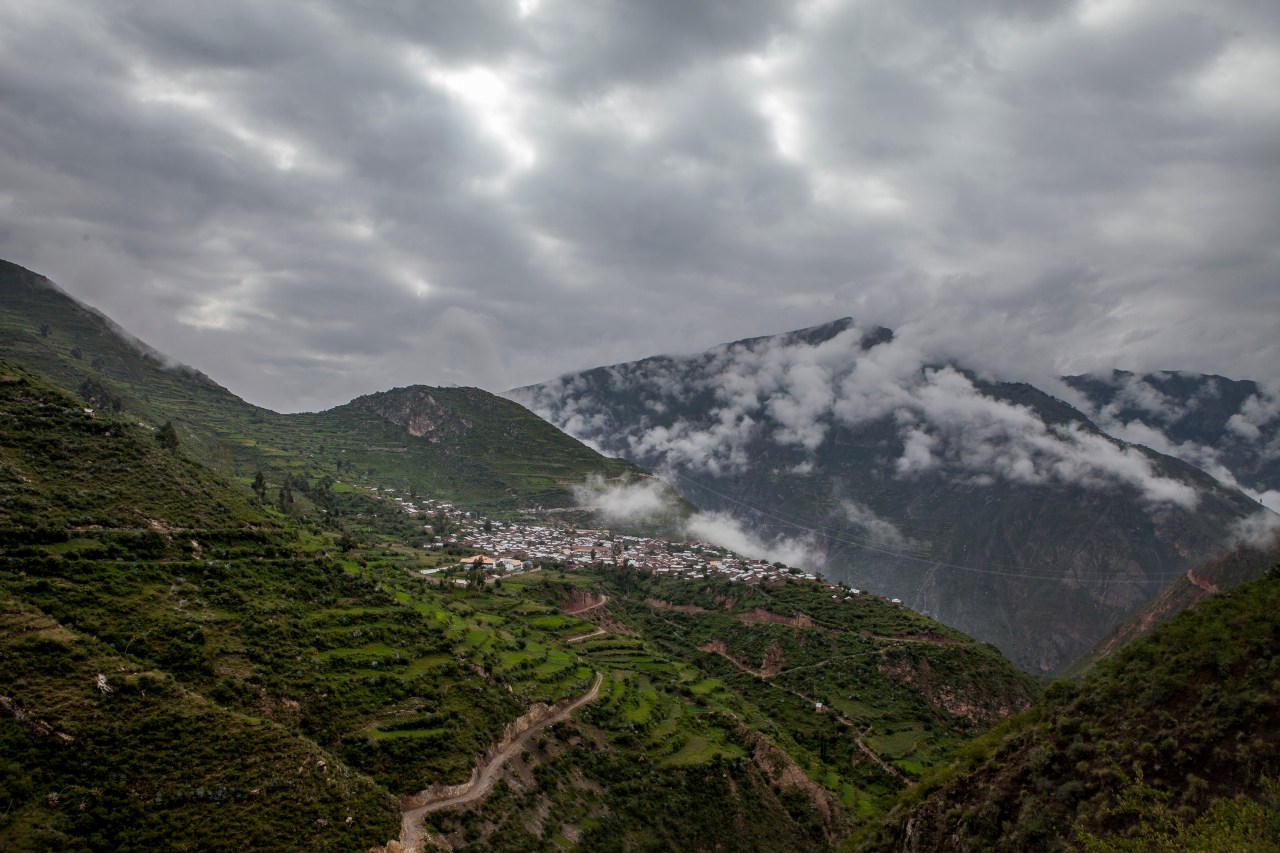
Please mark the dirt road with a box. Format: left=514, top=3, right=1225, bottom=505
left=399, top=671, right=604, bottom=852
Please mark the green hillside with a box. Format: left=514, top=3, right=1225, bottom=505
left=0, top=259, right=647, bottom=515
left=852, top=569, right=1280, bottom=851
left=0, top=364, right=268, bottom=531
left=0, top=363, right=1039, bottom=851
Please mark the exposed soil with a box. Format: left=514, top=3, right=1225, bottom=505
left=737, top=608, right=814, bottom=628
left=644, top=597, right=708, bottom=614
left=563, top=591, right=607, bottom=615
left=1186, top=567, right=1221, bottom=594
left=391, top=672, right=603, bottom=853
left=698, top=638, right=784, bottom=678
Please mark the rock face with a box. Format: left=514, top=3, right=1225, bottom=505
left=511, top=319, right=1267, bottom=673
left=349, top=387, right=474, bottom=443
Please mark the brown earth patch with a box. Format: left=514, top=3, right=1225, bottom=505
left=562, top=589, right=606, bottom=614
left=737, top=608, right=814, bottom=628
left=738, top=727, right=847, bottom=844
left=645, top=598, right=708, bottom=614
left=759, top=642, right=786, bottom=677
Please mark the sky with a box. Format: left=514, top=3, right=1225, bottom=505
left=0, top=0, right=1277, bottom=413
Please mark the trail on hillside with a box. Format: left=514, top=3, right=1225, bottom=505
left=855, top=725, right=907, bottom=782
left=398, top=671, right=603, bottom=853
left=1186, top=567, right=1220, bottom=594
left=566, top=626, right=607, bottom=643
left=862, top=633, right=961, bottom=646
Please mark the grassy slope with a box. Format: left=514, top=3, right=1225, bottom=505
left=0, top=364, right=268, bottom=531
left=851, top=569, right=1280, bottom=852
left=0, top=363, right=1040, bottom=851
left=0, top=258, right=647, bottom=514
left=415, top=567, right=1039, bottom=852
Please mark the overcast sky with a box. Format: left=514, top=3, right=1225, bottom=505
left=1, top=0, right=1277, bottom=412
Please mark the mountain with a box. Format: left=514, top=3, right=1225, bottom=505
left=1067, top=533, right=1280, bottom=674
left=852, top=568, right=1280, bottom=852
left=510, top=319, right=1269, bottom=674
left=0, top=360, right=1039, bottom=851
left=1065, top=369, right=1280, bottom=500
left=0, top=258, right=652, bottom=517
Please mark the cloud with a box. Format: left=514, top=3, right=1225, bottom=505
left=572, top=474, right=673, bottom=523
left=522, top=323, right=1202, bottom=508
left=685, top=510, right=822, bottom=570
left=0, top=0, right=1277, bottom=414
left=837, top=500, right=912, bottom=549
left=1229, top=508, right=1280, bottom=550
left=895, top=366, right=1199, bottom=507
left=1227, top=384, right=1280, bottom=450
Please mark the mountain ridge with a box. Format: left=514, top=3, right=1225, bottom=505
left=511, top=318, right=1272, bottom=673
left=0, top=258, right=654, bottom=517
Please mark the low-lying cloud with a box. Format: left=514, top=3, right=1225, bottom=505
left=1063, top=371, right=1280, bottom=507
left=1229, top=509, right=1280, bottom=551
left=838, top=499, right=912, bottom=549
left=686, top=510, right=823, bottom=571
left=572, top=475, right=672, bottom=524
left=519, top=320, right=1203, bottom=509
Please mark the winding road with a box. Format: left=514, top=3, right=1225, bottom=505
left=398, top=671, right=604, bottom=853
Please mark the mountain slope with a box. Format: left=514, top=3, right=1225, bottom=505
left=0, top=258, right=647, bottom=514
left=1068, top=534, right=1280, bottom=674
left=510, top=319, right=1267, bottom=673
left=1065, top=369, right=1280, bottom=500
left=853, top=568, right=1280, bottom=851
left=0, top=363, right=268, bottom=531
left=0, top=360, right=1039, bottom=851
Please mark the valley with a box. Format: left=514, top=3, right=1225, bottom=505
left=512, top=318, right=1275, bottom=674
left=0, top=259, right=1276, bottom=851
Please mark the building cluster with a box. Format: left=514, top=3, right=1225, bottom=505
left=363, top=486, right=823, bottom=586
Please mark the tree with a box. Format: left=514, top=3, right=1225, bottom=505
left=252, top=470, right=267, bottom=503
left=155, top=421, right=179, bottom=450
left=38, top=322, right=51, bottom=338
left=278, top=483, right=293, bottom=513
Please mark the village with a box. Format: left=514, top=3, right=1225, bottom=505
left=360, top=485, right=863, bottom=591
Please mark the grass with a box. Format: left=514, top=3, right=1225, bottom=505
left=0, top=335, right=1047, bottom=852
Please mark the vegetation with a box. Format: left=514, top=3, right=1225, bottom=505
left=3, top=262, right=1273, bottom=851
left=0, top=259, right=655, bottom=518
left=0, top=361, right=1038, bottom=850
left=852, top=568, right=1280, bottom=851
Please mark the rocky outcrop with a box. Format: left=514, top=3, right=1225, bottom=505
left=350, top=387, right=472, bottom=443
left=562, top=589, right=606, bottom=614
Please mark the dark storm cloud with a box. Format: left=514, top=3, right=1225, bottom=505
left=0, top=0, right=1276, bottom=412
